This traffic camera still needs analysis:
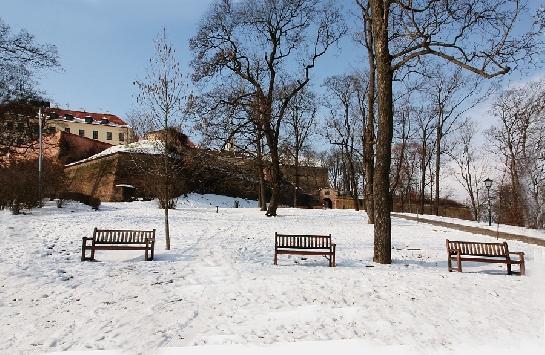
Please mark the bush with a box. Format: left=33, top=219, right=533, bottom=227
left=0, top=160, right=40, bottom=214
left=59, top=191, right=101, bottom=210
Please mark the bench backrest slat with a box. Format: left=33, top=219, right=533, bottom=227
left=276, top=233, right=331, bottom=249
left=93, top=229, right=155, bottom=244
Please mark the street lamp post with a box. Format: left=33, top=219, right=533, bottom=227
left=484, top=178, right=493, bottom=226
left=31, top=100, right=50, bottom=207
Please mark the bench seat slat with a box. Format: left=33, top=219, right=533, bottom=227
left=277, top=246, right=332, bottom=250
left=91, top=246, right=151, bottom=251
left=276, top=250, right=334, bottom=256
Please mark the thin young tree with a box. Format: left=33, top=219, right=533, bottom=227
left=134, top=29, right=185, bottom=250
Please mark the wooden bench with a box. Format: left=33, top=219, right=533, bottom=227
left=81, top=228, right=156, bottom=261
left=446, top=239, right=525, bottom=275
left=274, top=233, right=336, bottom=267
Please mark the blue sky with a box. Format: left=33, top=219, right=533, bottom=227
left=3, top=0, right=544, bottom=139
left=2, top=0, right=363, bottom=118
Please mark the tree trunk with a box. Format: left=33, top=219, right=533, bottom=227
left=256, top=129, right=267, bottom=211
left=420, top=138, right=426, bottom=215
left=434, top=122, right=441, bottom=216
left=363, top=0, right=376, bottom=224
left=163, top=127, right=171, bottom=250
left=351, top=167, right=360, bottom=211
left=294, top=154, right=299, bottom=207
left=264, top=124, right=281, bottom=217
left=370, top=0, right=392, bottom=264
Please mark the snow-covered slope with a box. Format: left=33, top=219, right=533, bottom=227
left=176, top=193, right=257, bottom=209
left=0, top=200, right=543, bottom=354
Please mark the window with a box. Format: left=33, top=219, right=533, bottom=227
left=65, top=127, right=71, bottom=133
left=79, top=129, right=85, bottom=137
left=119, top=132, right=125, bottom=142
left=106, top=132, right=112, bottom=141
left=93, top=131, right=98, bottom=140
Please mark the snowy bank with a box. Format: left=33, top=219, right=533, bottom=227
left=397, top=212, right=545, bottom=241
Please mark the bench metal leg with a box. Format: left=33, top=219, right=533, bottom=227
left=274, top=250, right=277, bottom=265
left=81, top=238, right=86, bottom=261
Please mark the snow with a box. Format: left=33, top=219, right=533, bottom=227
left=398, top=212, right=545, bottom=241
left=66, top=140, right=165, bottom=166
left=176, top=193, right=257, bottom=209
left=1, top=194, right=544, bottom=355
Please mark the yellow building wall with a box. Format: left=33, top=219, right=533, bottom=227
left=49, top=119, right=134, bottom=145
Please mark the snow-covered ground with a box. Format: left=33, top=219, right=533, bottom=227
left=398, top=212, right=545, bottom=241
left=1, top=194, right=544, bottom=355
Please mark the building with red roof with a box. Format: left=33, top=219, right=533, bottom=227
left=45, top=108, right=135, bottom=145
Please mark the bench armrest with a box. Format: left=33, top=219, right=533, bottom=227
left=81, top=237, right=94, bottom=246
left=509, top=251, right=525, bottom=261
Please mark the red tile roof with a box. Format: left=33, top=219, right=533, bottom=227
left=45, top=108, right=128, bottom=126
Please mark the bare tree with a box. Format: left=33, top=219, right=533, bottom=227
left=488, top=79, right=545, bottom=228
left=449, top=120, right=488, bottom=221
left=422, top=66, right=481, bottom=215
left=324, top=147, right=344, bottom=191
left=366, top=0, right=539, bottom=263
left=133, top=29, right=185, bottom=250
left=355, top=0, right=377, bottom=223
left=190, top=0, right=346, bottom=216
left=188, top=82, right=270, bottom=210
left=0, top=18, right=59, bottom=103
left=323, top=74, right=364, bottom=211
left=281, top=89, right=317, bottom=207
left=125, top=109, right=160, bottom=141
